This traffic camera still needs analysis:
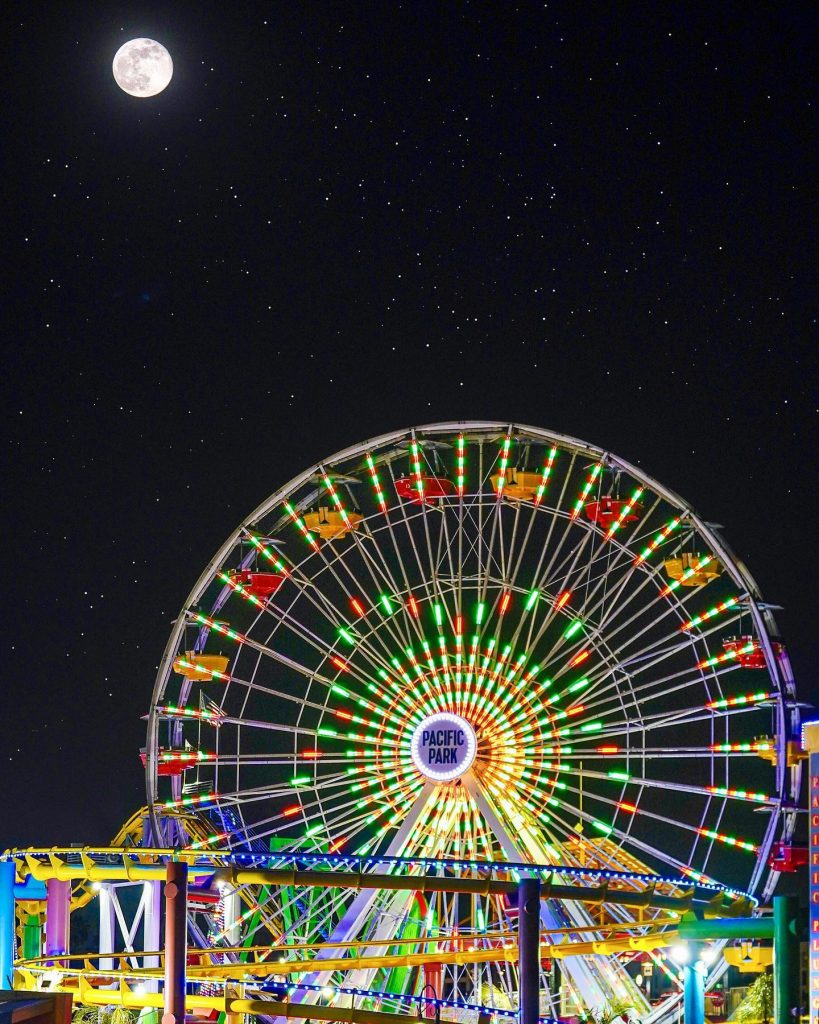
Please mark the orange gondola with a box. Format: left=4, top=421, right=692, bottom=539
left=303, top=506, right=364, bottom=540
left=663, top=552, right=723, bottom=586
left=172, top=652, right=230, bottom=679
left=490, top=469, right=543, bottom=501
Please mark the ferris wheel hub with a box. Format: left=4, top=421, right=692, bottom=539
left=410, top=711, right=477, bottom=782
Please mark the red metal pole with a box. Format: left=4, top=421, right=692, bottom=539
left=163, top=861, right=188, bottom=1024
left=423, top=962, right=442, bottom=1018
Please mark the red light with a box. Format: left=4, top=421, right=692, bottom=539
left=555, top=591, right=571, bottom=610
left=568, top=650, right=589, bottom=668
left=302, top=750, right=322, bottom=759
left=328, top=838, right=346, bottom=853
left=282, top=805, right=301, bottom=817
left=597, top=745, right=619, bottom=754
left=335, top=710, right=352, bottom=720
left=331, top=656, right=349, bottom=672
left=455, top=615, right=463, bottom=635
left=350, top=598, right=365, bottom=617
left=617, top=802, right=638, bottom=814
left=408, top=596, right=419, bottom=617
left=567, top=704, right=585, bottom=716
left=500, top=593, right=511, bottom=614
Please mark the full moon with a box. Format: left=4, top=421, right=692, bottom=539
left=112, top=38, right=173, bottom=98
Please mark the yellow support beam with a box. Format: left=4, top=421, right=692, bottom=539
left=36, top=975, right=433, bottom=1024
left=15, top=927, right=677, bottom=992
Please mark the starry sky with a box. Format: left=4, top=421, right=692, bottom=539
left=2, top=3, right=815, bottom=849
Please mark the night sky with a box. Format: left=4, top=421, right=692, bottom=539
left=2, top=4, right=815, bottom=850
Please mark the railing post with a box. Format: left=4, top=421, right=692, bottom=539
left=45, top=878, right=70, bottom=965
left=163, top=861, right=188, bottom=1024
left=518, top=877, right=541, bottom=1024
left=98, top=883, right=116, bottom=972
left=144, top=879, right=162, bottom=993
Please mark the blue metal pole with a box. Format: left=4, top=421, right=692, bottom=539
left=518, top=877, right=540, bottom=1024
left=683, top=945, right=705, bottom=1024
left=0, top=860, right=16, bottom=989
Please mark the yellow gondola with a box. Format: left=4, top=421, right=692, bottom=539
left=172, top=652, right=230, bottom=680
left=662, top=552, right=723, bottom=586
left=490, top=468, right=543, bottom=501
left=303, top=506, right=364, bottom=541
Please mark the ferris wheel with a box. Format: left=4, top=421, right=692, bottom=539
left=145, top=421, right=799, bottom=1018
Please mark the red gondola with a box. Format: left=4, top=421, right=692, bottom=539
left=722, top=636, right=783, bottom=669
left=395, top=476, right=456, bottom=503
left=583, top=497, right=643, bottom=528
left=139, top=748, right=198, bottom=777
left=228, top=569, right=284, bottom=598
left=187, top=888, right=221, bottom=912
left=767, top=841, right=808, bottom=872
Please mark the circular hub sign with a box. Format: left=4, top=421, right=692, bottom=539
left=410, top=712, right=477, bottom=782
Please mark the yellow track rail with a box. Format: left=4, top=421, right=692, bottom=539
left=4, top=847, right=749, bottom=916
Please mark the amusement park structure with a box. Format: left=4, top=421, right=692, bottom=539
left=1, top=422, right=807, bottom=1024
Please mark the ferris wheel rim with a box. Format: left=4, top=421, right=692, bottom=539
left=147, top=420, right=792, bottom=840
left=147, top=421, right=789, bottom=837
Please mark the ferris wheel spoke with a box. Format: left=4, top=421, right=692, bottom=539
left=519, top=784, right=726, bottom=879
left=572, top=494, right=666, bottom=631
left=562, top=761, right=772, bottom=806
left=216, top=776, right=350, bottom=806
left=503, top=448, right=562, bottom=584
left=385, top=465, right=443, bottom=615
left=558, top=744, right=769, bottom=759
left=582, top=570, right=743, bottom=671
left=185, top=610, right=384, bottom=695
left=580, top=700, right=768, bottom=743
left=590, top=589, right=748, bottom=690
left=570, top=641, right=749, bottom=719
left=314, top=537, right=416, bottom=660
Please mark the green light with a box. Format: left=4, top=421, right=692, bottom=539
left=380, top=594, right=394, bottom=614
left=564, top=619, right=584, bottom=639
left=290, top=776, right=311, bottom=786
left=607, top=770, right=630, bottom=782
left=580, top=721, right=602, bottom=732
left=568, top=677, right=589, bottom=693
left=592, top=821, right=612, bottom=836
left=475, top=602, right=486, bottom=625
left=434, top=604, right=443, bottom=627
left=525, top=589, right=540, bottom=611
left=337, top=627, right=355, bottom=645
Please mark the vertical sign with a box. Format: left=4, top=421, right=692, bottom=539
left=804, top=722, right=819, bottom=1024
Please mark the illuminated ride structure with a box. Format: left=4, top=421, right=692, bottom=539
left=7, top=419, right=794, bottom=1019
left=131, top=422, right=801, bottom=1019
left=5, top=844, right=760, bottom=1023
